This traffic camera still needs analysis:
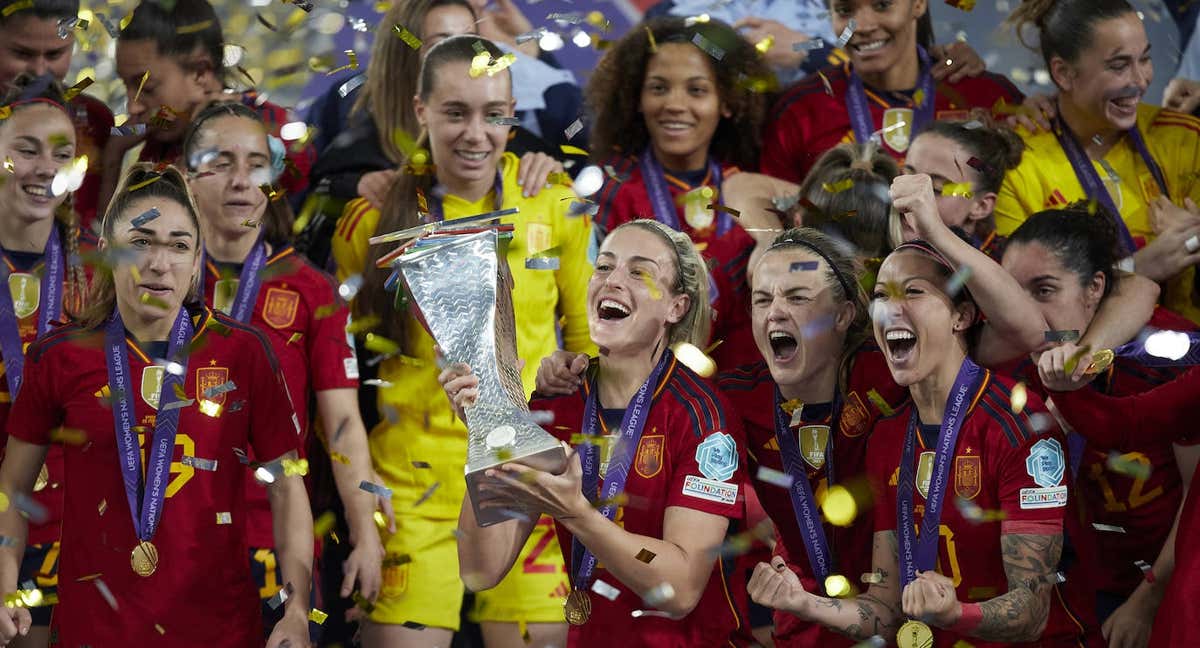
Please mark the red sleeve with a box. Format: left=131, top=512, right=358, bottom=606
left=244, top=329, right=302, bottom=462
left=305, top=277, right=358, bottom=392
left=593, top=174, right=637, bottom=239
left=664, top=375, right=747, bottom=520
left=760, top=106, right=803, bottom=184
left=995, top=422, right=1069, bottom=524
left=1049, top=367, right=1200, bottom=449
left=866, top=425, right=898, bottom=532
left=6, top=339, right=62, bottom=447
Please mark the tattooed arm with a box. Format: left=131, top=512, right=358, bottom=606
left=748, top=530, right=905, bottom=641
left=903, top=522, right=1063, bottom=642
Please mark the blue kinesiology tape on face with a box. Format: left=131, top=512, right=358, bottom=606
left=266, top=134, right=286, bottom=182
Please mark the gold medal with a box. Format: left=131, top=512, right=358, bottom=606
left=896, top=620, right=933, bottom=648
left=130, top=540, right=159, bottom=577
left=1084, top=349, right=1115, bottom=375
left=32, top=465, right=48, bottom=492
left=563, top=588, right=592, bottom=625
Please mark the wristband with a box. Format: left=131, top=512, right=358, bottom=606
left=949, top=602, right=982, bottom=634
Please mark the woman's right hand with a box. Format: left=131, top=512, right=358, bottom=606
left=747, top=556, right=812, bottom=616
left=1132, top=199, right=1200, bottom=282
left=0, top=606, right=31, bottom=645
left=357, top=169, right=399, bottom=211
left=438, top=362, right=480, bottom=422
left=535, top=350, right=589, bottom=396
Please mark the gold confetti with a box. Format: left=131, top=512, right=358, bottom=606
left=825, top=574, right=852, bottom=597
left=671, top=342, right=716, bottom=377
left=941, top=183, right=974, bottom=199
left=913, top=89, right=926, bottom=108
left=560, top=144, right=588, bottom=156
left=373, top=511, right=389, bottom=529
left=330, top=451, right=350, bottom=464
left=287, top=332, right=303, bottom=345
left=640, top=273, right=662, bottom=300
left=346, top=314, right=382, bottom=334
left=313, top=511, right=337, bottom=537
left=635, top=548, right=656, bottom=563
left=176, top=19, right=214, bottom=34
left=867, top=389, right=894, bottom=416
left=822, top=178, right=854, bottom=193
left=392, top=23, right=422, bottom=49
left=1, top=0, right=33, bottom=17
left=308, top=608, right=328, bottom=624
left=327, top=50, right=360, bottom=76
left=754, top=35, right=775, bottom=54
left=822, top=485, right=857, bottom=527
left=861, top=570, right=884, bottom=584
left=198, top=399, right=223, bottom=418
left=313, top=304, right=339, bottom=319
left=3, top=157, right=12, bottom=173
left=216, top=511, right=232, bottom=524
left=51, top=428, right=86, bottom=445
left=645, top=26, right=657, bottom=52
left=585, top=10, right=610, bottom=30
left=281, top=458, right=309, bottom=476
left=155, top=624, right=165, bottom=635
left=133, top=71, right=150, bottom=105
left=62, top=78, right=93, bottom=102
left=1010, top=382, right=1027, bottom=414
left=364, top=333, right=401, bottom=356
left=0, top=106, right=10, bottom=120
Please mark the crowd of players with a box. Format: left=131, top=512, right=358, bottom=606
left=0, top=0, right=1196, bottom=646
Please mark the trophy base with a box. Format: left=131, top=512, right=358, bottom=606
left=466, top=443, right=568, bottom=527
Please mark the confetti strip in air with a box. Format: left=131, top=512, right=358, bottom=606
left=591, top=580, right=620, bottom=601
left=1044, top=329, right=1080, bottom=343
left=266, top=582, right=294, bottom=610
left=943, top=266, right=972, bottom=298
left=1010, top=382, right=1027, bottom=414
left=202, top=380, right=237, bottom=399
left=1092, top=523, right=1126, bottom=533
left=515, top=27, right=546, bottom=44
left=130, top=208, right=160, bottom=228
left=94, top=579, right=118, bottom=610
left=866, top=389, right=894, bottom=416
left=645, top=25, right=658, bottom=52
left=216, top=512, right=232, bottom=525
left=836, top=20, right=856, bottom=48
left=1106, top=452, right=1152, bottom=480
left=756, top=466, right=794, bottom=488
left=823, top=178, right=854, bottom=193
left=1, top=0, right=33, bottom=17
left=795, top=38, right=825, bottom=51
left=181, top=455, right=218, bottom=471
left=643, top=582, right=675, bottom=605
left=308, top=608, right=329, bottom=624
left=941, top=183, right=973, bottom=199
left=564, top=119, right=584, bottom=141
left=691, top=33, right=725, bottom=60
left=860, top=570, right=884, bottom=584
left=177, top=19, right=214, bottom=34
left=393, top=23, right=422, bottom=49
left=62, top=77, right=93, bottom=102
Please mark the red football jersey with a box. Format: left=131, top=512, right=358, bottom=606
left=140, top=91, right=314, bottom=200
left=717, top=346, right=906, bottom=647
left=1046, top=369, right=1200, bottom=648
left=201, top=245, right=358, bottom=548
left=867, top=372, right=1088, bottom=648
left=761, top=64, right=1024, bottom=183
left=0, top=229, right=97, bottom=546
left=68, top=93, right=114, bottom=232
left=530, top=356, right=749, bottom=647
left=8, top=306, right=300, bottom=647
left=593, top=155, right=758, bottom=370
left=996, top=308, right=1195, bottom=595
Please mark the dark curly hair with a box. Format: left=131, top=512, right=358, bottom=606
left=585, top=16, right=769, bottom=170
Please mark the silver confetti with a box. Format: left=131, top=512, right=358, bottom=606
left=642, top=582, right=675, bottom=606
left=836, top=20, right=856, bottom=48
left=266, top=582, right=294, bottom=610
left=202, top=380, right=237, bottom=399
left=360, top=480, right=394, bottom=498
left=564, top=118, right=584, bottom=141
left=1093, top=523, right=1126, bottom=533
left=181, top=455, right=219, bottom=471
left=794, top=38, right=825, bottom=51
left=691, top=33, right=725, bottom=60
left=525, top=256, right=560, bottom=270
left=591, top=579, right=621, bottom=601
left=755, top=466, right=794, bottom=488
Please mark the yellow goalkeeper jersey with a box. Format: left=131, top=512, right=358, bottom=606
left=333, top=152, right=596, bottom=519
left=995, top=104, right=1200, bottom=322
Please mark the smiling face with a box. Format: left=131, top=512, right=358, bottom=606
left=1001, top=240, right=1103, bottom=335
left=903, top=133, right=991, bottom=236
left=871, top=250, right=972, bottom=386
left=419, top=5, right=477, bottom=57
left=588, top=226, right=690, bottom=356
left=0, top=103, right=75, bottom=226
left=187, top=114, right=271, bottom=243
left=639, top=42, right=728, bottom=173
left=751, top=248, right=854, bottom=392
left=0, top=15, right=73, bottom=87
left=830, top=0, right=926, bottom=79
left=414, top=59, right=514, bottom=193
left=1053, top=12, right=1151, bottom=132
left=116, top=39, right=214, bottom=142
left=106, top=195, right=201, bottom=325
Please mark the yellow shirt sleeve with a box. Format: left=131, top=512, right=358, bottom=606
left=552, top=207, right=596, bottom=355
left=331, top=197, right=380, bottom=283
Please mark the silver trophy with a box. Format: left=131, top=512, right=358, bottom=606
left=396, top=229, right=567, bottom=526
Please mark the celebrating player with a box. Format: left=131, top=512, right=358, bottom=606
left=747, top=235, right=1088, bottom=646
left=181, top=100, right=386, bottom=636
left=0, top=74, right=89, bottom=648
left=444, top=219, right=749, bottom=647
left=331, top=35, right=592, bottom=648
left=901, top=119, right=1026, bottom=259
left=588, top=16, right=769, bottom=369
left=0, top=164, right=313, bottom=647
left=998, top=0, right=1200, bottom=323
left=0, top=0, right=113, bottom=228
left=761, top=0, right=1022, bottom=183
left=105, top=0, right=313, bottom=210
left=1001, top=206, right=1197, bottom=645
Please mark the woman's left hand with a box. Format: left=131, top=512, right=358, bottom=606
left=265, top=611, right=312, bottom=648
left=930, top=41, right=985, bottom=83
left=1037, top=342, right=1098, bottom=392
left=341, top=531, right=386, bottom=602
left=518, top=152, right=565, bottom=198
left=901, top=570, right=960, bottom=628
left=484, top=444, right=590, bottom=521
left=889, top=173, right=945, bottom=242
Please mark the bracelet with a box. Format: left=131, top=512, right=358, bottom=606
left=949, top=602, right=983, bottom=634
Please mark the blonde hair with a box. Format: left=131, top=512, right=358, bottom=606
left=77, top=163, right=204, bottom=329
left=611, top=219, right=711, bottom=348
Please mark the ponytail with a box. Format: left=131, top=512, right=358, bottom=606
left=1006, top=0, right=1136, bottom=76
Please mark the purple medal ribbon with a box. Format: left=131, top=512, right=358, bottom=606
left=104, top=307, right=193, bottom=543
left=571, top=351, right=673, bottom=592
left=638, top=149, right=730, bottom=236
left=0, top=226, right=65, bottom=397
left=426, top=171, right=504, bottom=223
left=845, top=47, right=935, bottom=150
left=200, top=233, right=268, bottom=323
left=1052, top=116, right=1168, bottom=256
left=772, top=389, right=841, bottom=587
left=896, top=356, right=983, bottom=588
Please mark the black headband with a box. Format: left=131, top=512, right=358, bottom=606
left=767, top=235, right=857, bottom=301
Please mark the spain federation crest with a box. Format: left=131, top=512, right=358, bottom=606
left=262, top=287, right=300, bottom=329
left=1026, top=438, right=1065, bottom=488
left=882, top=108, right=913, bottom=152
left=196, top=367, right=230, bottom=405
left=696, top=432, right=738, bottom=482
left=955, top=455, right=981, bottom=500
left=635, top=434, right=664, bottom=479
left=915, top=450, right=935, bottom=499
left=141, top=366, right=165, bottom=410
left=8, top=273, right=39, bottom=319
left=798, top=425, right=830, bottom=470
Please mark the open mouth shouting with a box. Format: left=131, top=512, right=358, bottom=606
left=597, top=297, right=631, bottom=321
left=768, top=329, right=799, bottom=363
left=884, top=327, right=917, bottom=366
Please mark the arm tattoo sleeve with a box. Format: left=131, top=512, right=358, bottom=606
left=973, top=533, right=1063, bottom=642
